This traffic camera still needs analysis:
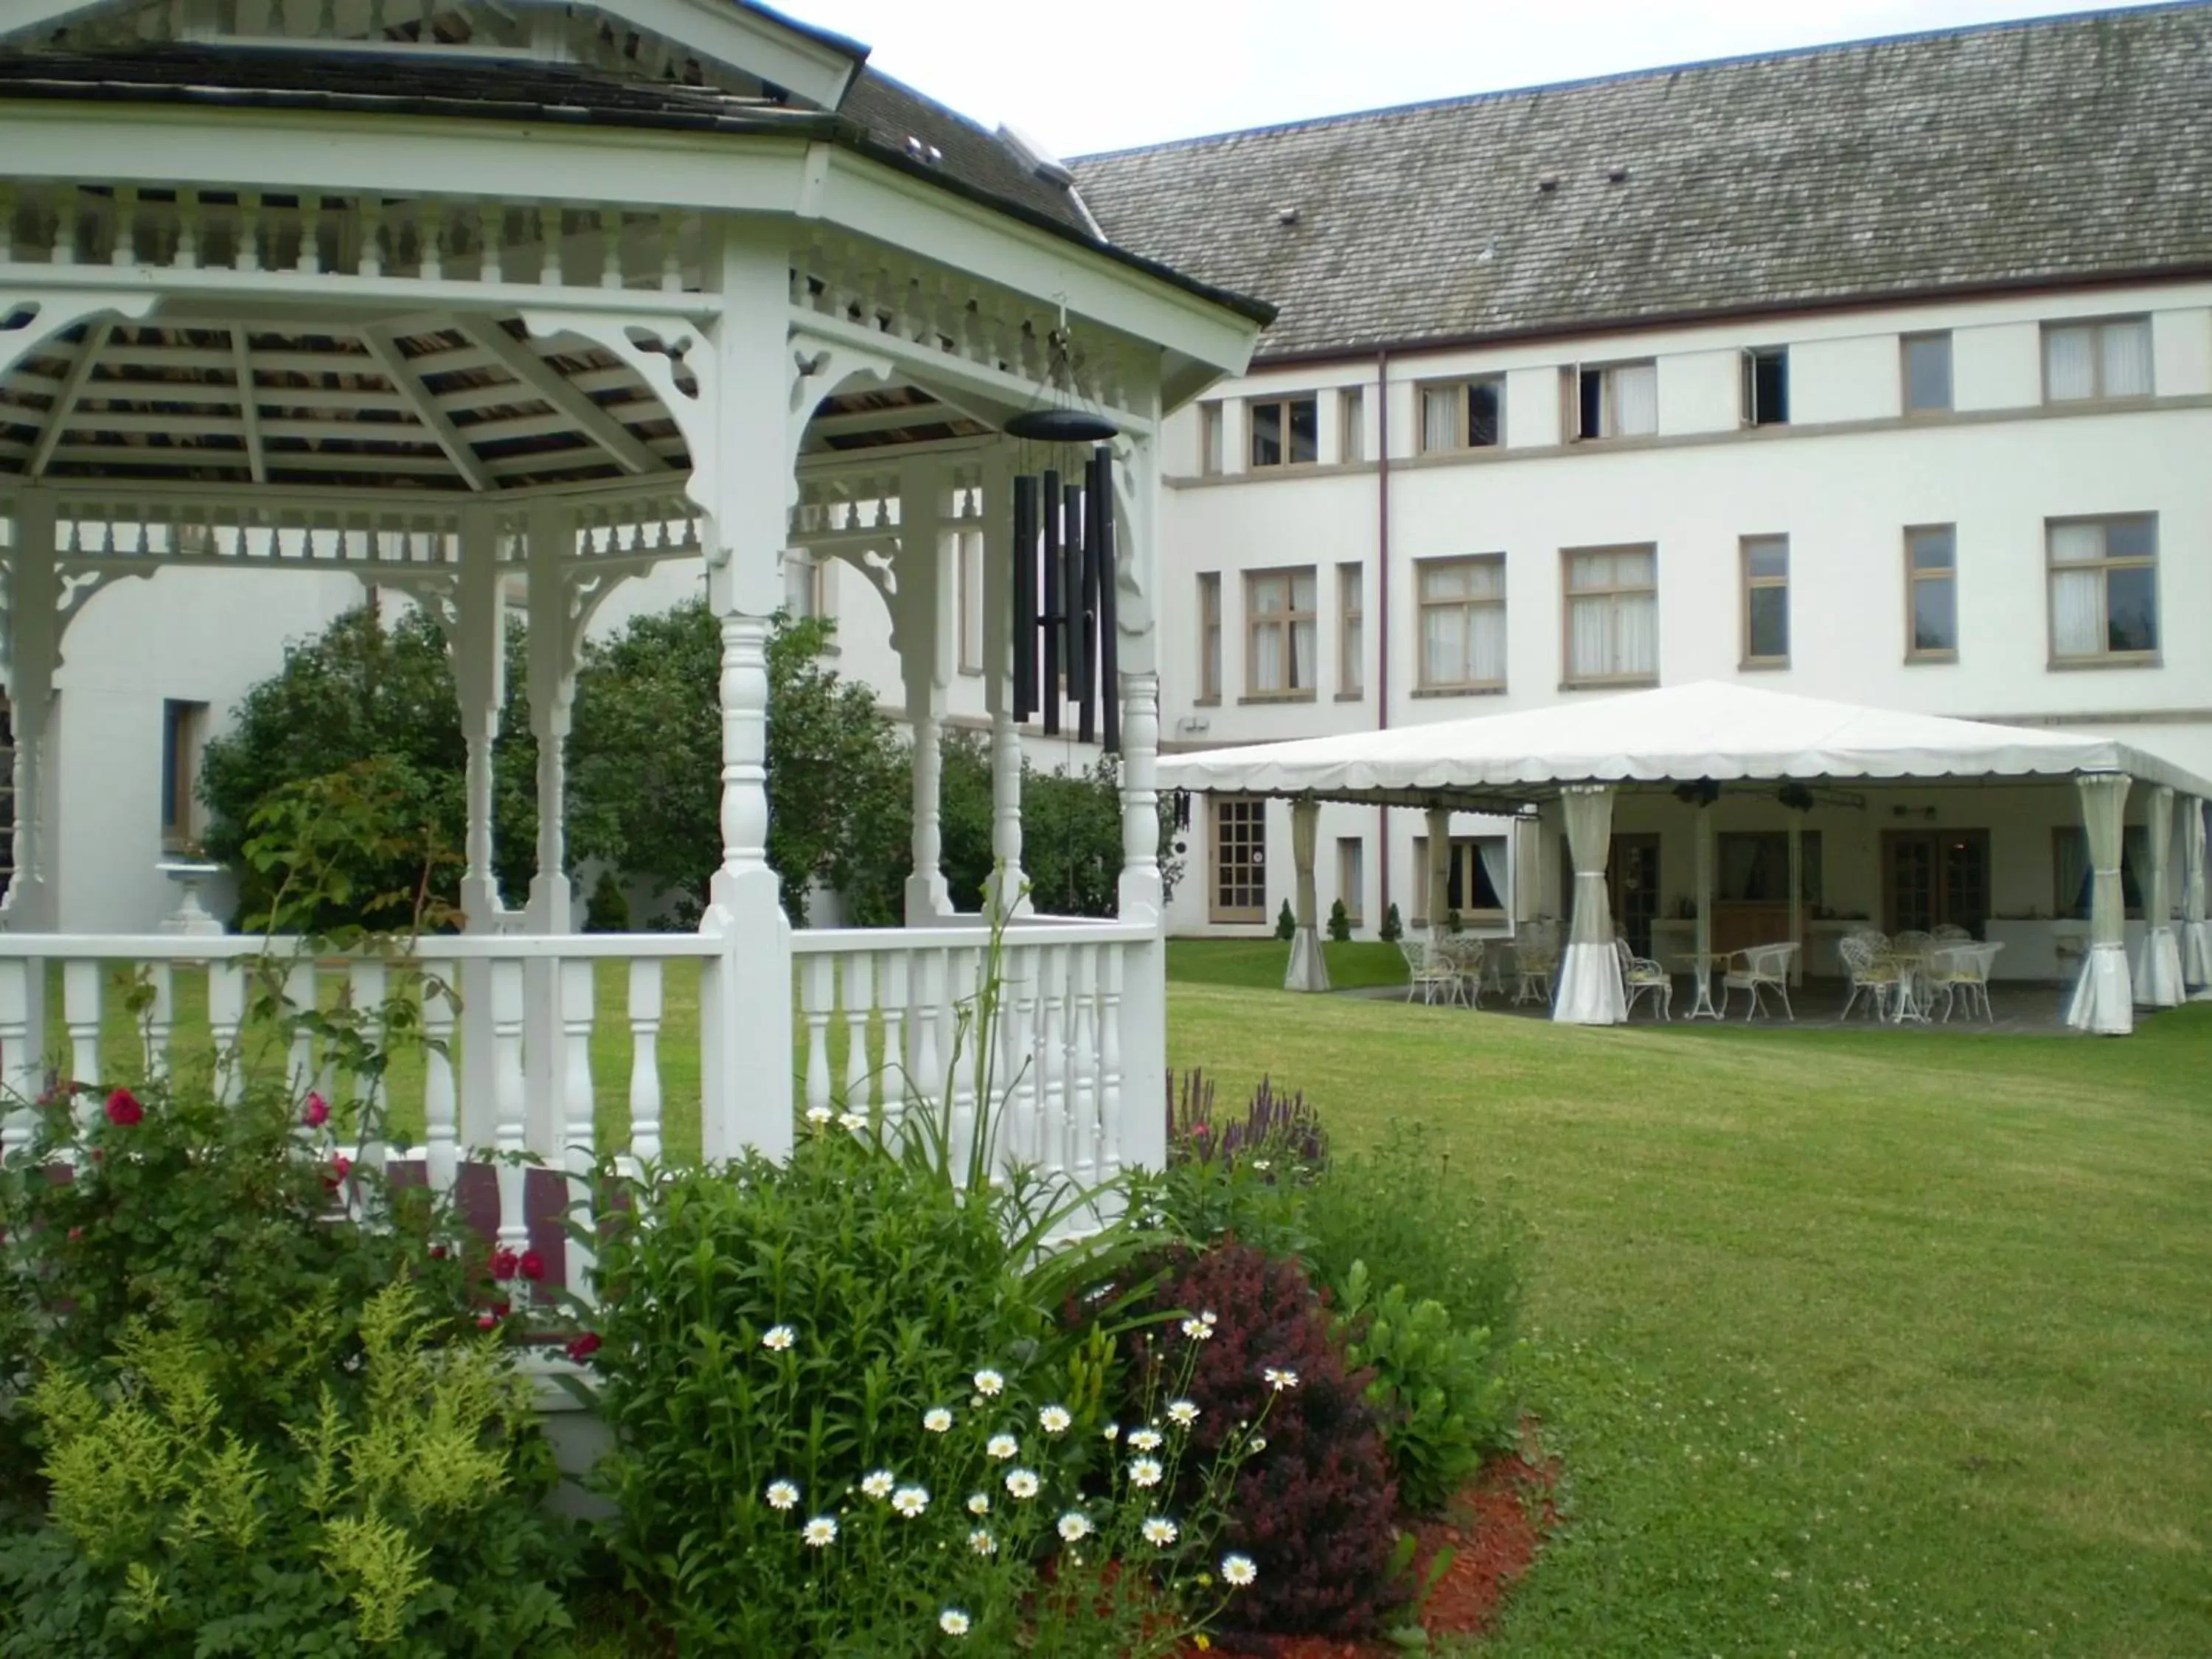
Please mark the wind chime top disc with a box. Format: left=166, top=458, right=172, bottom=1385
left=1005, top=406, right=1119, bottom=442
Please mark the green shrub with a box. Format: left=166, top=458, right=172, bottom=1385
left=1332, top=1262, right=1513, bottom=1512
left=583, top=868, right=630, bottom=932
left=1327, top=899, right=1352, bottom=943
left=1275, top=900, right=1297, bottom=940
left=1379, top=902, right=1403, bottom=943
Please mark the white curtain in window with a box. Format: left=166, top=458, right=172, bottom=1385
left=1620, top=591, right=1658, bottom=678
left=1567, top=597, right=1610, bottom=678
left=1290, top=618, right=1315, bottom=689
left=1422, top=606, right=1465, bottom=686
left=1470, top=604, right=1507, bottom=684
left=2103, top=321, right=2154, bottom=397
left=1285, top=799, right=1329, bottom=992
left=1554, top=785, right=1626, bottom=1023
left=2045, top=327, right=2096, bottom=400
left=1422, top=386, right=1459, bottom=451
left=1478, top=837, right=1510, bottom=911
left=2134, top=785, right=2184, bottom=1006
left=1613, top=363, right=1658, bottom=435
left=2065, top=772, right=2134, bottom=1034
left=2050, top=570, right=2101, bottom=657
left=2182, top=796, right=2212, bottom=995
left=1252, top=622, right=1283, bottom=692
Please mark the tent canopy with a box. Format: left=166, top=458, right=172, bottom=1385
left=1158, top=681, right=2212, bottom=807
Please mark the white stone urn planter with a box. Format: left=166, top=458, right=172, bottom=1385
left=156, top=858, right=226, bottom=936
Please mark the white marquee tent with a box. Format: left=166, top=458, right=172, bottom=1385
left=1160, top=682, right=2212, bottom=1034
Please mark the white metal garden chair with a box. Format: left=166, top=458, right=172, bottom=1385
left=1719, top=942, right=1799, bottom=1020
left=1930, top=941, right=2003, bottom=1023
left=1398, top=939, right=1465, bottom=1007
left=1438, top=934, right=1488, bottom=1008
left=1512, top=922, right=1559, bottom=1006
left=1614, top=936, right=1672, bottom=1020
left=1837, top=933, right=1902, bottom=1023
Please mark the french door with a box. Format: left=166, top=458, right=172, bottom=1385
left=1882, top=830, right=1989, bottom=936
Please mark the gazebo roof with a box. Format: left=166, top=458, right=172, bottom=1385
left=1158, top=681, right=2212, bottom=807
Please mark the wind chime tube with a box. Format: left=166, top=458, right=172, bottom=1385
left=1040, top=467, right=1063, bottom=737
left=1076, top=456, right=1102, bottom=745
left=1093, top=445, right=1120, bottom=754
left=1064, top=474, right=1090, bottom=737
left=1012, top=472, right=1039, bottom=722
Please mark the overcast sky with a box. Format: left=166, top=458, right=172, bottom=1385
left=804, top=0, right=2154, bottom=156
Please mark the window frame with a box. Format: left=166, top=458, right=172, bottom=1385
left=1904, top=523, right=1958, bottom=663
left=1211, top=796, right=1268, bottom=925
left=1246, top=394, right=1320, bottom=470
left=1739, top=534, right=1790, bottom=669
left=161, top=698, right=209, bottom=854
left=1196, top=571, right=1222, bottom=704
left=1900, top=331, right=1953, bottom=416
left=2040, top=316, right=2154, bottom=406
left=1197, top=400, right=1224, bottom=476
left=2045, top=512, right=2159, bottom=667
left=1336, top=835, right=1365, bottom=926
left=1336, top=561, right=1365, bottom=700
left=1741, top=345, right=1790, bottom=427
left=1338, top=387, right=1366, bottom=464
left=1564, top=358, right=1658, bottom=442
left=1415, top=553, right=1508, bottom=693
left=1560, top=543, right=1660, bottom=689
left=1416, top=377, right=1504, bottom=453
left=1243, top=564, right=1319, bottom=698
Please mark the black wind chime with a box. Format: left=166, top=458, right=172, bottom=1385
left=1004, top=326, right=1120, bottom=751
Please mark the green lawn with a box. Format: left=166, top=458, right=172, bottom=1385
left=1166, top=936, right=1408, bottom=991
left=1165, top=977, right=2212, bottom=1656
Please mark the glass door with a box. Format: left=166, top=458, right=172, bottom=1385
left=1883, top=830, right=1989, bottom=936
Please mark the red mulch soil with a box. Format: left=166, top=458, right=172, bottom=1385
left=1181, top=1449, right=1559, bottom=1658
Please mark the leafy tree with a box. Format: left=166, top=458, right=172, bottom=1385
left=197, top=605, right=535, bottom=932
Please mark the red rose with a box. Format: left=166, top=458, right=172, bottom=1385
left=565, top=1332, right=602, bottom=1363
left=490, top=1300, right=510, bottom=1318
left=491, top=1248, right=520, bottom=1281
left=302, top=1093, right=330, bottom=1129
left=476, top=1311, right=498, bottom=1330
left=324, top=1155, right=352, bottom=1191
left=66, top=1227, right=83, bottom=1242
left=429, top=1243, right=448, bottom=1261
left=519, top=1250, right=546, bottom=1282
left=104, top=1089, right=142, bottom=1127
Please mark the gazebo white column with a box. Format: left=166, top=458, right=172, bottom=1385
left=524, top=501, right=577, bottom=933
left=1424, top=805, right=1453, bottom=939
left=1114, top=431, right=1166, bottom=1175
left=894, top=462, right=953, bottom=923
left=1555, top=783, right=1627, bottom=1025
left=2065, top=772, right=2133, bottom=1035
left=1690, top=803, right=1718, bottom=1018
left=2182, top=794, right=2211, bottom=997
left=451, top=507, right=507, bottom=1149
left=2, top=491, right=59, bottom=936
left=1285, top=798, right=1329, bottom=992
left=2133, top=785, right=2183, bottom=1007
left=981, top=451, right=1029, bottom=917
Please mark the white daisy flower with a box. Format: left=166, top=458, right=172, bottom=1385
left=1180, top=1317, right=1213, bottom=1340
left=1005, top=1468, right=1040, bottom=1500
left=1167, top=1399, right=1200, bottom=1427
left=939, top=1610, right=971, bottom=1636
left=923, top=1407, right=953, bottom=1433
left=1263, top=1367, right=1300, bottom=1392
left=804, top=1105, right=833, bottom=1126
left=1057, top=1511, right=1093, bottom=1543
left=973, top=1368, right=1005, bottom=1397
left=968, top=1528, right=996, bottom=1556
left=1222, top=1553, right=1257, bottom=1587
left=1251, top=1158, right=1272, bottom=1172
left=1037, top=1405, right=1071, bottom=1436
left=891, top=1484, right=929, bottom=1518
left=765, top=1480, right=800, bottom=1511
left=987, top=1433, right=1019, bottom=1461
left=966, top=1492, right=990, bottom=1515
left=860, top=1470, right=895, bottom=1500
left=1203, top=1310, right=1219, bottom=1326
left=1250, top=1434, right=1269, bottom=1453
left=761, top=1324, right=796, bottom=1352
left=1128, top=1428, right=1164, bottom=1453
left=1102, top=1422, right=1120, bottom=1441
left=1128, top=1457, right=1164, bottom=1488
left=837, top=1110, right=866, bottom=1132
left=1142, top=1516, right=1179, bottom=1547
left=801, top=1516, right=838, bottom=1547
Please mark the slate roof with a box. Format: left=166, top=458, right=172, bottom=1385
left=1069, top=2, right=2212, bottom=361
left=0, top=46, right=1273, bottom=323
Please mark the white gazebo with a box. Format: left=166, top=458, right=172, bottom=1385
left=0, top=0, right=1270, bottom=1277
left=1161, top=681, right=2212, bottom=1034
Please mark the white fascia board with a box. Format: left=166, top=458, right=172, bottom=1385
left=810, top=148, right=1265, bottom=381
left=0, top=1, right=110, bottom=41
left=595, top=0, right=862, bottom=111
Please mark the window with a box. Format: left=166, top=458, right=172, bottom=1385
left=1902, top=332, right=1952, bottom=414
left=1419, top=378, right=1503, bottom=451
left=787, top=552, right=827, bottom=621
left=1336, top=836, right=1365, bottom=925
left=1197, top=572, right=1222, bottom=702
left=161, top=698, right=209, bottom=852
left=1245, top=566, right=1318, bottom=695
left=1339, top=388, right=1366, bottom=463
left=1197, top=401, right=1224, bottom=476
left=1337, top=563, right=1364, bottom=698
left=2042, top=317, right=2152, bottom=403
left=1417, top=556, right=1507, bottom=691
left=1563, top=545, right=1658, bottom=685
left=1718, top=831, right=1822, bottom=905
left=1414, top=836, right=1508, bottom=922
left=956, top=530, right=984, bottom=674
left=1742, top=347, right=1789, bottom=425
left=1248, top=394, right=1318, bottom=468
left=1211, top=797, right=1267, bottom=923
left=2054, top=824, right=2150, bottom=919
left=1906, top=524, right=1957, bottom=660
left=2048, top=515, right=2157, bottom=661
left=1740, top=535, right=1789, bottom=667
left=1568, top=361, right=1657, bottom=439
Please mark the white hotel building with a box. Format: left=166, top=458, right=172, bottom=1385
left=1072, top=2, right=2212, bottom=976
